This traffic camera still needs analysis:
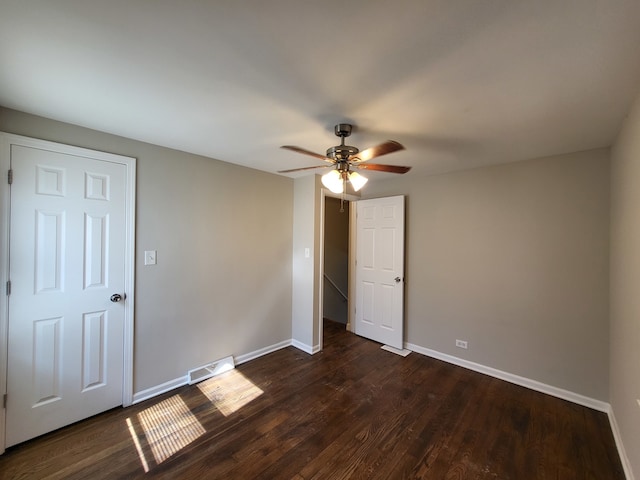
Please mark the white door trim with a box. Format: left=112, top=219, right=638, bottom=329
left=318, top=189, right=358, bottom=350
left=0, top=132, right=136, bottom=454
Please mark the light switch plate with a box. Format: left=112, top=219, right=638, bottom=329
left=144, top=250, right=157, bottom=265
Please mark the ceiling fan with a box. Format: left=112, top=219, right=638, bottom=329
left=278, top=124, right=411, bottom=194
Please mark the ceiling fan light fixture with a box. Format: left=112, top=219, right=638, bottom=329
left=348, top=171, right=368, bottom=191
left=322, top=169, right=344, bottom=194
left=279, top=125, right=410, bottom=207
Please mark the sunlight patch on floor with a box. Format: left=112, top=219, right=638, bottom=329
left=137, top=394, right=206, bottom=464
left=126, top=417, right=150, bottom=473
left=197, top=369, right=264, bottom=416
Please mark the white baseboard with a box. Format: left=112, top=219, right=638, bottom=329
left=408, top=342, right=635, bottom=479
left=607, top=407, right=635, bottom=480
left=291, top=339, right=321, bottom=355
left=133, top=339, right=294, bottom=405
left=405, top=342, right=609, bottom=412
left=235, top=340, right=291, bottom=365
left=133, top=375, right=188, bottom=404
left=132, top=336, right=632, bottom=478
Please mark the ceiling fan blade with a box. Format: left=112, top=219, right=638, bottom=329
left=281, top=145, right=332, bottom=162
left=278, top=164, right=332, bottom=173
left=356, top=163, right=412, bottom=174
left=354, top=140, right=405, bottom=162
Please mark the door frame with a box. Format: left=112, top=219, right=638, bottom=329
left=0, top=132, right=136, bottom=454
left=317, top=189, right=359, bottom=350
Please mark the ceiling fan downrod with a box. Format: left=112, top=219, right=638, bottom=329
left=326, top=124, right=359, bottom=161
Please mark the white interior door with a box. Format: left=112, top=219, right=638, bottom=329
left=5, top=141, right=129, bottom=447
left=354, top=195, right=405, bottom=349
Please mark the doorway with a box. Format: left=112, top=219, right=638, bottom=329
left=319, top=189, right=359, bottom=348
left=322, top=197, right=350, bottom=334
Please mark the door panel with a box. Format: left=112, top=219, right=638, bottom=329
left=6, top=144, right=127, bottom=447
left=82, top=310, right=108, bottom=391
left=355, top=196, right=405, bottom=349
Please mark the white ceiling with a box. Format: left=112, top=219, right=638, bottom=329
left=1, top=1, right=640, bottom=181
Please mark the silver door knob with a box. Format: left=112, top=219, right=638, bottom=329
left=110, top=293, right=125, bottom=302
left=395, top=277, right=401, bottom=283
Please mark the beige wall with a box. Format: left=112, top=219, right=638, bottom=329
left=292, top=175, right=316, bottom=348
left=610, top=90, right=640, bottom=478
left=0, top=107, right=293, bottom=393
left=291, top=175, right=324, bottom=351
left=365, top=149, right=610, bottom=400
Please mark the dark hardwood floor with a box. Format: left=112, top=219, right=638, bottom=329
left=0, top=320, right=624, bottom=479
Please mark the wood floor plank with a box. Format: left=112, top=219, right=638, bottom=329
left=0, top=320, right=625, bottom=479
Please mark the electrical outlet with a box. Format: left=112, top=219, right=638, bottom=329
left=455, top=339, right=468, bottom=349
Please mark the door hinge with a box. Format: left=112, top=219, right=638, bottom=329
left=6, top=280, right=11, bottom=296
left=2, top=394, right=6, bottom=409
left=7, top=169, right=12, bottom=185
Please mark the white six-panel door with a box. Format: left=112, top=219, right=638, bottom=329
left=4, top=139, right=131, bottom=447
left=355, top=196, right=405, bottom=349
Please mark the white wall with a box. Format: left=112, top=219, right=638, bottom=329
left=365, top=149, right=610, bottom=401
left=610, top=90, right=640, bottom=479
left=0, top=107, right=294, bottom=394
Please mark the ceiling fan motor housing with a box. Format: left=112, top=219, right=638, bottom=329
left=335, top=123, right=353, bottom=138
left=326, top=144, right=359, bottom=160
